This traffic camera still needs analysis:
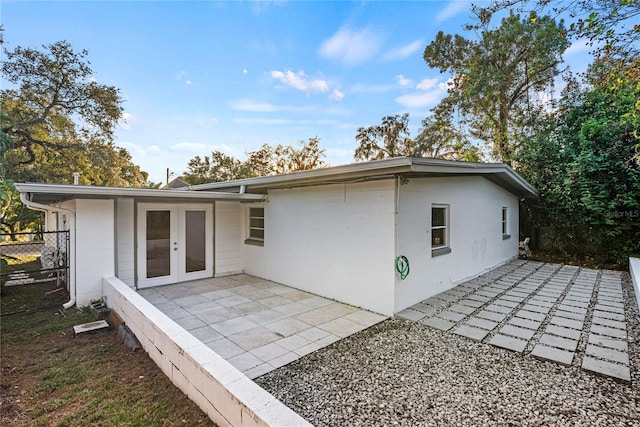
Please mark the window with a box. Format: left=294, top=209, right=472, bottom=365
left=502, top=207, right=510, bottom=239
left=246, top=207, right=264, bottom=246
left=431, top=205, right=451, bottom=257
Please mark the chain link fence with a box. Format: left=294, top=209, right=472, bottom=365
left=1, top=231, right=70, bottom=314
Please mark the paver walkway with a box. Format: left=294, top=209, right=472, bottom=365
left=138, top=275, right=387, bottom=379
left=397, top=260, right=633, bottom=382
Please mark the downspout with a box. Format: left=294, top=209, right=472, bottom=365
left=20, top=193, right=77, bottom=309
left=395, top=176, right=400, bottom=260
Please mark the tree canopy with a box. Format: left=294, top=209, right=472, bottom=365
left=1, top=40, right=148, bottom=187
left=518, top=56, right=640, bottom=265
left=183, top=137, right=327, bottom=185
left=423, top=12, right=569, bottom=165
left=481, top=0, right=639, bottom=63
left=184, top=151, right=254, bottom=185
left=353, top=113, right=480, bottom=162
left=1, top=40, right=150, bottom=235
left=2, top=41, right=122, bottom=165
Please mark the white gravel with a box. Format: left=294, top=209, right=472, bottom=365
left=256, top=273, right=640, bottom=426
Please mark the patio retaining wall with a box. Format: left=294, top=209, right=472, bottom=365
left=102, top=276, right=311, bottom=427
left=631, top=257, right=640, bottom=313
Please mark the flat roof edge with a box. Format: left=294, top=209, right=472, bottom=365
left=189, top=157, right=538, bottom=198
left=14, top=183, right=265, bottom=201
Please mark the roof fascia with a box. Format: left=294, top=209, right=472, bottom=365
left=188, top=157, right=413, bottom=192
left=14, top=183, right=265, bottom=203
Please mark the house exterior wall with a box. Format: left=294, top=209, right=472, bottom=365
left=214, top=201, right=244, bottom=276
left=72, top=199, right=116, bottom=305
left=242, top=181, right=396, bottom=315
left=115, top=197, right=135, bottom=287
left=395, top=176, right=519, bottom=312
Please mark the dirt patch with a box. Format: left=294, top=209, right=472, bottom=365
left=1, top=288, right=216, bottom=426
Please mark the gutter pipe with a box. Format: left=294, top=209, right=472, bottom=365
left=19, top=193, right=77, bottom=309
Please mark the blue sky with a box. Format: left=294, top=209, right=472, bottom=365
left=3, top=1, right=593, bottom=183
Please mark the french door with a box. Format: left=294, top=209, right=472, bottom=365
left=137, top=203, right=213, bottom=288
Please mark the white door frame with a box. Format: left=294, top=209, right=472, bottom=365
left=136, top=203, right=213, bottom=288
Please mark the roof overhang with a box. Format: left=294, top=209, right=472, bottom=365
left=14, top=183, right=265, bottom=205
left=188, top=157, right=539, bottom=199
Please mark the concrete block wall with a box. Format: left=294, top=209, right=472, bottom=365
left=395, top=176, right=519, bottom=312
left=115, top=198, right=135, bottom=287
left=102, top=276, right=309, bottom=427
left=630, top=257, right=640, bottom=314
left=214, top=201, right=244, bottom=276
left=243, top=181, right=396, bottom=315
left=73, top=199, right=116, bottom=305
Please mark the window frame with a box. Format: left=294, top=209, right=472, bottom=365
left=431, top=204, right=451, bottom=257
left=502, top=206, right=511, bottom=240
left=245, top=206, right=265, bottom=246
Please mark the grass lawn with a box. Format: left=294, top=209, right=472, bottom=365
left=0, top=282, right=215, bottom=426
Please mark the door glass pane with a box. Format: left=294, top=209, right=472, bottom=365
left=146, top=210, right=171, bottom=278
left=185, top=210, right=206, bottom=273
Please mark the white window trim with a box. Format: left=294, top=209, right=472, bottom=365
left=245, top=205, right=264, bottom=246
left=502, top=206, right=511, bottom=240
left=431, top=204, right=451, bottom=257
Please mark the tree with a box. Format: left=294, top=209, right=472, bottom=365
left=183, top=137, right=328, bottom=184
left=2, top=41, right=123, bottom=165
left=183, top=151, right=254, bottom=185
left=354, top=114, right=415, bottom=161
left=354, top=112, right=481, bottom=162
left=482, top=0, right=639, bottom=63
left=414, top=102, right=482, bottom=162
left=1, top=40, right=149, bottom=234
left=518, top=57, right=640, bottom=266
left=245, top=137, right=327, bottom=175
left=423, top=12, right=569, bottom=165
left=0, top=180, right=42, bottom=239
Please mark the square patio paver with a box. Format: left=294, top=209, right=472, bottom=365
left=453, top=325, right=489, bottom=342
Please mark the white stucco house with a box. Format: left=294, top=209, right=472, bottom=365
left=15, top=157, right=537, bottom=316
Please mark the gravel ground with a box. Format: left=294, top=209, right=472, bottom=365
left=256, top=273, right=640, bottom=426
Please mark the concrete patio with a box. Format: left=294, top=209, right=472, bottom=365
left=397, top=260, right=633, bottom=382
left=138, top=275, right=387, bottom=379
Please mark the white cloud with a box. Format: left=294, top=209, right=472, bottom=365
left=330, top=89, right=345, bottom=101
left=438, top=78, right=453, bottom=91
left=230, top=100, right=277, bottom=112
left=383, top=39, right=423, bottom=61
left=436, top=0, right=470, bottom=24
left=565, top=38, right=593, bottom=56
left=176, top=70, right=194, bottom=85
left=319, top=26, right=383, bottom=66
left=270, top=69, right=329, bottom=93
left=168, top=142, right=226, bottom=154
left=396, top=74, right=413, bottom=87
left=117, top=141, right=160, bottom=156
left=232, top=118, right=294, bottom=125
left=416, top=78, right=438, bottom=90
left=395, top=77, right=449, bottom=108
left=230, top=99, right=315, bottom=113
left=118, top=112, right=138, bottom=130
left=242, top=68, right=249, bottom=74
left=395, top=91, right=444, bottom=108
left=349, top=82, right=395, bottom=94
